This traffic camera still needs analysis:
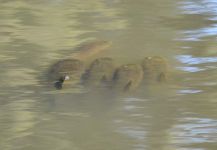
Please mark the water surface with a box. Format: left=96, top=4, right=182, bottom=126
left=0, top=0, right=217, bottom=150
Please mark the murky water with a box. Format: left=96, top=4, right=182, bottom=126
left=0, top=0, right=217, bottom=150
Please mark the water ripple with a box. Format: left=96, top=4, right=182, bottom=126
left=171, top=117, right=217, bottom=144
left=179, top=0, right=217, bottom=40
left=176, top=55, right=217, bottom=65
left=179, top=0, right=217, bottom=14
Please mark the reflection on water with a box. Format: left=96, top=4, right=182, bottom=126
left=177, top=55, right=217, bottom=65
left=172, top=117, right=217, bottom=142
left=0, top=0, right=217, bottom=150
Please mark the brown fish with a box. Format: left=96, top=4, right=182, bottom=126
left=70, top=40, right=112, bottom=61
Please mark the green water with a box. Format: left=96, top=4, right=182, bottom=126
left=0, top=0, right=217, bottom=150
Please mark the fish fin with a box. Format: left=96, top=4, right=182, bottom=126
left=124, top=81, right=132, bottom=92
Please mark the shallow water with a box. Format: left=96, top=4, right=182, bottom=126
left=0, top=0, right=217, bottom=150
